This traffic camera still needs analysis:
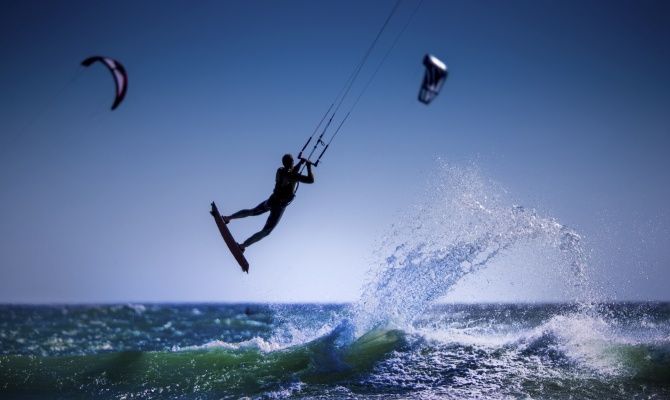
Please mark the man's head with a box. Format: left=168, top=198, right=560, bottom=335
left=282, top=153, right=294, bottom=169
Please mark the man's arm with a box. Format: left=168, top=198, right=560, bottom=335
left=300, top=162, right=314, bottom=184
left=294, top=158, right=314, bottom=184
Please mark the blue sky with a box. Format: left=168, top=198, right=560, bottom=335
left=1, top=0, right=669, bottom=303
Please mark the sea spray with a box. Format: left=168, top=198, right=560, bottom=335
left=353, top=163, right=592, bottom=334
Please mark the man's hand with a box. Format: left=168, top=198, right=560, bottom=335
left=298, top=157, right=315, bottom=184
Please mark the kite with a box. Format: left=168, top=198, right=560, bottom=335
left=418, top=54, right=447, bottom=105
left=81, top=56, right=128, bottom=110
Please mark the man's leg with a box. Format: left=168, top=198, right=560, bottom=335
left=241, top=206, right=286, bottom=248
left=226, top=200, right=270, bottom=222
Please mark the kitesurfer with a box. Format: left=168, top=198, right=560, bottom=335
left=223, top=154, right=314, bottom=250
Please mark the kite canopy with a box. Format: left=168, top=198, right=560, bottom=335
left=418, top=54, right=447, bottom=105
left=81, top=56, right=128, bottom=110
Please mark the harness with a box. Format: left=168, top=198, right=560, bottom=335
left=271, top=167, right=296, bottom=207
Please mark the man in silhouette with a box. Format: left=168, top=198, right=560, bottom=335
left=223, top=154, right=314, bottom=251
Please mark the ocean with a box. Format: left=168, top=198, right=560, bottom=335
left=2, top=165, right=668, bottom=398
left=0, top=302, right=669, bottom=399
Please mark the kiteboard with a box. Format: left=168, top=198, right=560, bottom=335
left=210, top=202, right=249, bottom=273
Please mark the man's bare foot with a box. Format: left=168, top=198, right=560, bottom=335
left=222, top=215, right=230, bottom=224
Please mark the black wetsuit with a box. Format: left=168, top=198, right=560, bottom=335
left=228, top=165, right=313, bottom=248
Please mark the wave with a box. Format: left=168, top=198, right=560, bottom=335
left=0, top=326, right=404, bottom=397
left=409, top=311, right=670, bottom=383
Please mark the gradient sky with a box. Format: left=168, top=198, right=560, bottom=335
left=1, top=0, right=669, bottom=303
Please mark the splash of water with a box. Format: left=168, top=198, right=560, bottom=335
left=353, top=163, right=593, bottom=334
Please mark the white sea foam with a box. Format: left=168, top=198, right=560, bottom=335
left=176, top=336, right=284, bottom=353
